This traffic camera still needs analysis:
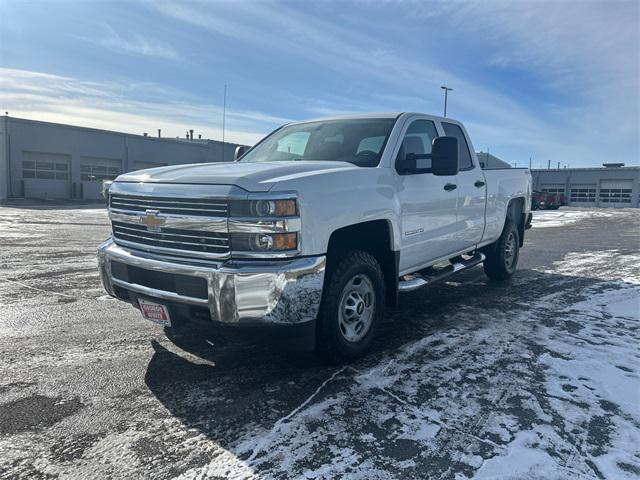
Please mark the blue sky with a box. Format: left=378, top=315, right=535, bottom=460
left=1, top=0, right=638, bottom=167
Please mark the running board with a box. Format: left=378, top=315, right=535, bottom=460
left=398, top=252, right=486, bottom=293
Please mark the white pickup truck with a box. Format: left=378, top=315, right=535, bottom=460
left=98, top=112, right=531, bottom=360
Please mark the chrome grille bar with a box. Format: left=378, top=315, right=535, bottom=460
left=112, top=223, right=228, bottom=243
left=110, top=194, right=228, bottom=217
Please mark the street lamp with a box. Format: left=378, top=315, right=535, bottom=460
left=441, top=85, right=453, bottom=117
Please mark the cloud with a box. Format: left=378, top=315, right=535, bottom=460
left=82, top=24, right=179, bottom=60
left=0, top=68, right=289, bottom=145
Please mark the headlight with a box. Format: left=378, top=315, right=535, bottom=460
left=230, top=199, right=297, bottom=217
left=229, top=196, right=300, bottom=257
left=230, top=232, right=298, bottom=251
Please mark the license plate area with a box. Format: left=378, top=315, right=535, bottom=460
left=138, top=298, right=172, bottom=327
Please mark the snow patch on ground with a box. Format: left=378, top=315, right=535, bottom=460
left=532, top=209, right=624, bottom=229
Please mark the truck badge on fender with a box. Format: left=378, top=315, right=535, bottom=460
left=404, top=228, right=424, bottom=236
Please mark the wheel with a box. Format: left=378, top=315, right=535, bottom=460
left=483, top=221, right=520, bottom=281
left=316, top=250, right=385, bottom=362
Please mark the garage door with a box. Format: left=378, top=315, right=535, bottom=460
left=569, top=184, right=596, bottom=205
left=599, top=180, right=633, bottom=208
left=22, top=152, right=71, bottom=199
left=80, top=157, right=122, bottom=200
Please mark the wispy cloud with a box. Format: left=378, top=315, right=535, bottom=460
left=0, top=68, right=288, bottom=145
left=82, top=24, right=179, bottom=60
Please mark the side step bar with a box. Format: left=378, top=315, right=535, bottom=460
left=398, top=252, right=486, bottom=293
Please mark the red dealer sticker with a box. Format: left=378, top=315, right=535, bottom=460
left=138, top=299, right=172, bottom=327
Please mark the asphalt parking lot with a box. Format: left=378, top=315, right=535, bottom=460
left=1, top=205, right=639, bottom=480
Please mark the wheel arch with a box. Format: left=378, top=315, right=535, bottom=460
left=506, top=196, right=527, bottom=247
left=326, top=219, right=399, bottom=306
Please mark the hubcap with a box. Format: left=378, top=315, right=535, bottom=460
left=504, top=232, right=517, bottom=269
left=338, top=274, right=376, bottom=343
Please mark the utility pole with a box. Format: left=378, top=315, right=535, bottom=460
left=222, top=84, right=227, bottom=162
left=547, top=159, right=551, bottom=170
left=440, top=85, right=453, bottom=117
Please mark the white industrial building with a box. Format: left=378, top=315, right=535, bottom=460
left=532, top=165, right=640, bottom=208
left=0, top=116, right=244, bottom=201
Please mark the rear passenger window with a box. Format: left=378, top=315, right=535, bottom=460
left=442, top=122, right=474, bottom=171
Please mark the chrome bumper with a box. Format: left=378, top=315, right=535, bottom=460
left=97, top=239, right=325, bottom=325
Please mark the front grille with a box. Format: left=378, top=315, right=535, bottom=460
left=109, top=194, right=230, bottom=258
left=110, top=194, right=228, bottom=217
left=112, top=221, right=229, bottom=255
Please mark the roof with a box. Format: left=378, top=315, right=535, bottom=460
left=291, top=112, right=458, bottom=125
left=3, top=115, right=242, bottom=147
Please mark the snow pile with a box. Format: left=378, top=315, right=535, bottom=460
left=532, top=209, right=624, bottom=229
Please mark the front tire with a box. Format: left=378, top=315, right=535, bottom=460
left=483, top=221, right=520, bottom=281
left=316, top=250, right=385, bottom=362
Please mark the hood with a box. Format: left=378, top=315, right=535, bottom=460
left=114, top=161, right=360, bottom=192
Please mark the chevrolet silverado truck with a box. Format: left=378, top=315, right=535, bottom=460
left=98, top=113, right=532, bottom=360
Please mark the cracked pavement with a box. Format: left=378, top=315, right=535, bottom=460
left=0, top=205, right=638, bottom=479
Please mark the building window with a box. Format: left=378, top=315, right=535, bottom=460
left=23, top=160, right=68, bottom=180
left=599, top=188, right=632, bottom=203
left=570, top=185, right=596, bottom=203
left=80, top=164, right=120, bottom=181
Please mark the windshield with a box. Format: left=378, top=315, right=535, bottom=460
left=239, top=118, right=396, bottom=167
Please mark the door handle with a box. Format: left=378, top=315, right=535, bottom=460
left=474, top=180, right=485, bottom=188
left=444, top=183, right=457, bottom=191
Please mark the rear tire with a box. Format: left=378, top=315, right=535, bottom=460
left=483, top=221, right=520, bottom=281
left=316, top=250, right=385, bottom=362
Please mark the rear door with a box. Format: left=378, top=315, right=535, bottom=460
left=441, top=121, right=486, bottom=251
left=395, top=118, right=459, bottom=274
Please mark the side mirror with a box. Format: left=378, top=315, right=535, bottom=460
left=101, top=180, right=113, bottom=199
left=234, top=145, right=250, bottom=160
left=396, top=152, right=417, bottom=173
left=431, top=136, right=459, bottom=176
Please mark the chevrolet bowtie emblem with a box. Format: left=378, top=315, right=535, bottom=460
left=140, top=209, right=165, bottom=232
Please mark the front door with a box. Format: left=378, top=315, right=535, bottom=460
left=441, top=122, right=486, bottom=250
left=395, top=119, right=459, bottom=274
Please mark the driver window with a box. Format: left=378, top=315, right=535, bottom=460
left=396, top=120, right=438, bottom=170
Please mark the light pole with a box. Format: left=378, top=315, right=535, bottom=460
left=221, top=84, right=227, bottom=162
left=441, top=85, right=453, bottom=117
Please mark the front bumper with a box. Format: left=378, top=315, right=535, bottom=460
left=97, top=239, right=326, bottom=326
